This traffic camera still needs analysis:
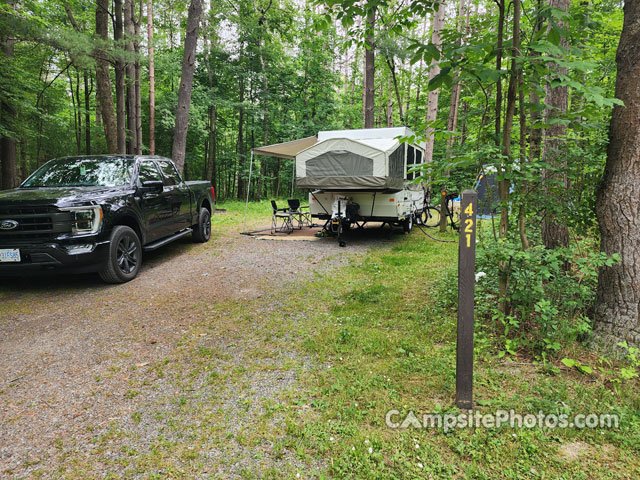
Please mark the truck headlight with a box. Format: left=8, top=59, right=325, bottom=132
left=61, top=206, right=103, bottom=235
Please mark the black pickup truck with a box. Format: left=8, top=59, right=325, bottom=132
left=0, top=155, right=214, bottom=283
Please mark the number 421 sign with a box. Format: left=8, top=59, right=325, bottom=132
left=456, top=190, right=477, bottom=410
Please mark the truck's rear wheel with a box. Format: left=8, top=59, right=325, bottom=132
left=99, top=225, right=142, bottom=284
left=192, top=208, right=211, bottom=243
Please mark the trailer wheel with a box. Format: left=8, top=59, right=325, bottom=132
left=403, top=214, right=413, bottom=234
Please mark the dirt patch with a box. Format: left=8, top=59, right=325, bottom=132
left=558, top=441, right=591, bottom=461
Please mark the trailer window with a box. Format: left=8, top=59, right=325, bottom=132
left=388, top=146, right=405, bottom=178
left=406, top=146, right=416, bottom=180
left=306, top=151, right=373, bottom=177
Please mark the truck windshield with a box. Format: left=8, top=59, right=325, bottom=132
left=22, top=157, right=134, bottom=188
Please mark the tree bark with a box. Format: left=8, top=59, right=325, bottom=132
left=114, top=0, right=127, bottom=153
left=499, top=0, right=520, bottom=241
left=95, top=0, right=118, bottom=153
left=134, top=0, right=142, bottom=154
left=384, top=53, right=404, bottom=124
left=386, top=86, right=393, bottom=127
left=84, top=71, right=91, bottom=154
left=541, top=0, right=570, bottom=249
left=595, top=0, right=640, bottom=347
left=446, top=0, right=466, bottom=152
left=363, top=8, right=376, bottom=128
left=529, top=0, right=543, bottom=164
left=147, top=0, right=155, bottom=154
left=172, top=0, right=203, bottom=172
left=494, top=0, right=505, bottom=144
left=424, top=2, right=445, bottom=165
left=1, top=2, right=17, bottom=190
left=124, top=0, right=137, bottom=154
left=206, top=105, right=217, bottom=185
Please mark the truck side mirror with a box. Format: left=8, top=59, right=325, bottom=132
left=140, top=180, right=164, bottom=194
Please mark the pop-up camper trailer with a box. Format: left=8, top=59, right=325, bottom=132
left=295, top=127, right=428, bottom=235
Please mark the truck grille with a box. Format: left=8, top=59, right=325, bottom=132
left=0, top=206, right=71, bottom=242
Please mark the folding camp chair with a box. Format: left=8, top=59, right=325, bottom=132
left=271, top=200, right=294, bottom=234
left=287, top=199, right=312, bottom=229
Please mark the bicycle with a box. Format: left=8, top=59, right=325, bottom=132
left=420, top=191, right=459, bottom=231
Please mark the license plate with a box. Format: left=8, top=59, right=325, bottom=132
left=0, top=249, right=20, bottom=262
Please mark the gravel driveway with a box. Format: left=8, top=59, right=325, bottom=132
left=0, top=220, right=395, bottom=478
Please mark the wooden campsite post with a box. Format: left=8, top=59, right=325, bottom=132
left=456, top=189, right=477, bottom=409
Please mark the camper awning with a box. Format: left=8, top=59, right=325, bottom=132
left=251, top=136, right=318, bottom=159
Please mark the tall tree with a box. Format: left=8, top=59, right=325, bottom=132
left=95, top=0, right=118, bottom=153
left=541, top=0, right=570, bottom=249
left=134, top=0, right=142, bottom=154
left=147, top=0, right=155, bottom=154
left=363, top=6, right=376, bottom=128
left=114, top=0, right=127, bottom=153
left=1, top=0, right=17, bottom=189
left=446, top=0, right=466, bottom=152
left=424, top=2, right=445, bottom=165
left=497, top=0, right=521, bottom=313
left=595, top=0, right=640, bottom=346
left=172, top=0, right=203, bottom=172
left=84, top=72, right=91, bottom=154
left=124, top=0, right=138, bottom=153
left=423, top=2, right=445, bottom=230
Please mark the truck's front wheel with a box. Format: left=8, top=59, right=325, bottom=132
left=192, top=208, right=211, bottom=243
left=99, top=226, right=142, bottom=284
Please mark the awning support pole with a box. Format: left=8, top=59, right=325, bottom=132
left=242, top=151, right=254, bottom=233
left=290, top=159, right=295, bottom=197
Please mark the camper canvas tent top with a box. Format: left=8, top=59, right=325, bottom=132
left=295, top=127, right=424, bottom=191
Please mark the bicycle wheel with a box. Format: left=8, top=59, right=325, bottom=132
left=423, top=206, right=441, bottom=228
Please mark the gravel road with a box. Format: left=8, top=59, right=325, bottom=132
left=0, top=221, right=395, bottom=478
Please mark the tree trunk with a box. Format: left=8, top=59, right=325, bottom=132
left=384, top=53, right=404, bottom=124
left=446, top=0, right=466, bottom=152
left=499, top=0, right=520, bottom=241
left=494, top=0, right=505, bottom=144
left=518, top=67, right=529, bottom=250
left=595, top=0, right=640, bottom=347
left=114, top=0, right=127, bottom=153
left=66, top=68, right=80, bottom=154
left=496, top=0, right=521, bottom=314
left=1, top=2, right=17, bottom=190
left=363, top=8, right=376, bottom=128
left=541, top=0, right=570, bottom=249
left=386, top=87, right=393, bottom=127
left=95, top=0, right=118, bottom=153
left=84, top=71, right=91, bottom=154
left=423, top=3, right=445, bottom=231
left=172, top=0, right=203, bottom=172
left=124, top=0, right=137, bottom=154
left=424, top=2, right=445, bottom=165
left=529, top=0, right=543, bottom=163
left=134, top=0, right=142, bottom=154
left=206, top=106, right=216, bottom=185
left=147, top=0, right=155, bottom=154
